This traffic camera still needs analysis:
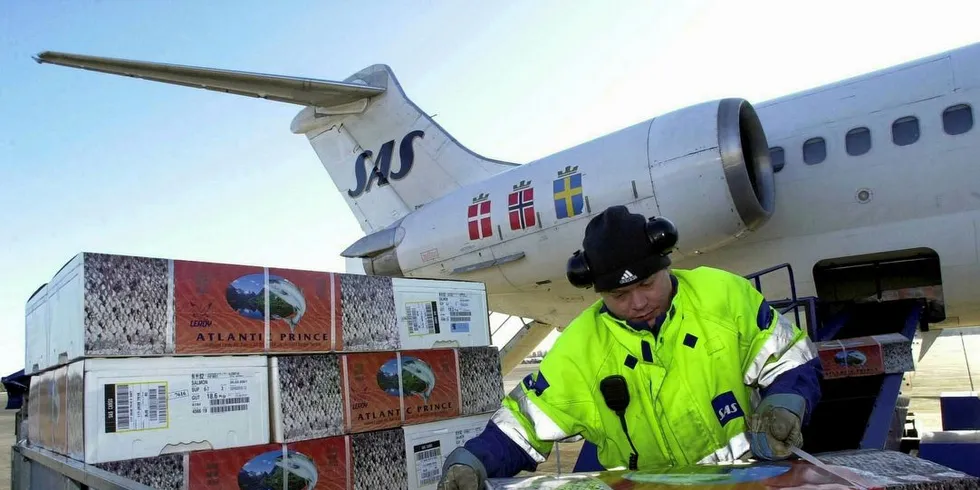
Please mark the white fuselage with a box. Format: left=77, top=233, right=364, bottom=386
left=395, top=44, right=980, bottom=329
left=31, top=44, right=980, bottom=332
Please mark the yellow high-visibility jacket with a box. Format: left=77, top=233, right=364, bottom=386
left=463, top=266, right=822, bottom=475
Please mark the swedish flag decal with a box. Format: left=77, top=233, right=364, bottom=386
left=553, top=165, right=584, bottom=219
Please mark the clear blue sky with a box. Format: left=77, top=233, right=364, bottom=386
left=2, top=0, right=978, bottom=376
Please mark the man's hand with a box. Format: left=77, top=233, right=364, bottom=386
left=437, top=464, right=482, bottom=490
left=747, top=393, right=806, bottom=460
left=437, top=447, right=488, bottom=490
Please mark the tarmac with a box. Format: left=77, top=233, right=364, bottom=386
left=1, top=394, right=13, bottom=485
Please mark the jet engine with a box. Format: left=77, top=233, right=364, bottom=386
left=342, top=97, right=776, bottom=278
left=645, top=97, right=775, bottom=257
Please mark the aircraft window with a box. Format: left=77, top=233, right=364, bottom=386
left=802, top=137, right=826, bottom=165
left=845, top=127, right=871, bottom=156
left=769, top=146, right=785, bottom=172
left=943, top=104, right=973, bottom=135
left=892, top=116, right=919, bottom=146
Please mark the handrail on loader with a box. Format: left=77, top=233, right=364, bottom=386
left=743, top=262, right=818, bottom=338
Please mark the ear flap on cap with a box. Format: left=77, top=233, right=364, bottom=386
left=646, top=217, right=678, bottom=255
left=566, top=250, right=594, bottom=289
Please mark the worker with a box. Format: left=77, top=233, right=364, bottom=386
left=437, top=205, right=823, bottom=490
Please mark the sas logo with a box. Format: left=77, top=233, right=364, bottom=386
left=348, top=130, right=425, bottom=198
left=711, top=391, right=745, bottom=427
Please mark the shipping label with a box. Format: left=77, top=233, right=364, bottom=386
left=190, top=372, right=252, bottom=415
left=405, top=301, right=440, bottom=336
left=413, top=440, right=443, bottom=488
left=439, top=292, right=474, bottom=333
left=103, top=382, right=169, bottom=433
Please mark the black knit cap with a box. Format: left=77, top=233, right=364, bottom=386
left=583, top=205, right=672, bottom=292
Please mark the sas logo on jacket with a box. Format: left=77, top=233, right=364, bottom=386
left=711, top=391, right=745, bottom=426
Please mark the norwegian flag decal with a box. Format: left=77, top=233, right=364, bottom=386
left=508, top=188, right=536, bottom=230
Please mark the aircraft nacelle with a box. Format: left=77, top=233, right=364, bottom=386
left=345, top=98, right=777, bottom=288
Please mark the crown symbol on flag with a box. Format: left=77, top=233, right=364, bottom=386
left=472, top=192, right=490, bottom=203
left=557, top=165, right=579, bottom=178
left=512, top=180, right=532, bottom=191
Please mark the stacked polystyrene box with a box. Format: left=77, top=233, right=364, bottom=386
left=25, top=251, right=504, bottom=489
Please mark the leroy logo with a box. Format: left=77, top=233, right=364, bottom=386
left=348, top=130, right=425, bottom=198
left=711, top=391, right=744, bottom=426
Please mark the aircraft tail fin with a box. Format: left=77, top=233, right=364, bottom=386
left=34, top=51, right=520, bottom=233
left=289, top=64, right=520, bottom=233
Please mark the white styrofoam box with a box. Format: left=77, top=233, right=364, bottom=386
left=23, top=252, right=174, bottom=374
left=81, top=356, right=270, bottom=464
left=402, top=413, right=493, bottom=490
left=390, top=277, right=490, bottom=351
left=24, top=252, right=492, bottom=375
left=25, top=281, right=52, bottom=374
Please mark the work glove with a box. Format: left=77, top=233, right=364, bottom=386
left=747, top=393, right=806, bottom=461
left=437, top=447, right=488, bottom=490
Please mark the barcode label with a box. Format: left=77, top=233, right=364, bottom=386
left=414, top=441, right=442, bottom=487
left=107, top=382, right=169, bottom=433
left=209, top=396, right=250, bottom=405
left=156, top=386, right=167, bottom=423
left=209, top=404, right=249, bottom=413
left=405, top=301, right=440, bottom=336
left=116, top=385, right=131, bottom=430
left=439, top=292, right=473, bottom=327
left=191, top=372, right=253, bottom=416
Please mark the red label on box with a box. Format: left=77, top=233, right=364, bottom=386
left=187, top=443, right=282, bottom=489
left=289, top=437, right=351, bottom=490
left=345, top=352, right=404, bottom=433
left=818, top=337, right=885, bottom=379
left=186, top=438, right=351, bottom=489
left=266, top=268, right=340, bottom=353
left=174, top=260, right=266, bottom=353
left=402, top=349, right=461, bottom=425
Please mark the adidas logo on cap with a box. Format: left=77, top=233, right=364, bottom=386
left=619, top=270, right=638, bottom=284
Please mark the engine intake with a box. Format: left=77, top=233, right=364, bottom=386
left=647, top=98, right=775, bottom=256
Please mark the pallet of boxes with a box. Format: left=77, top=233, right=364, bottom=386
left=24, top=252, right=505, bottom=489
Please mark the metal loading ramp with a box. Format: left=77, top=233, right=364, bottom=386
left=802, top=299, right=924, bottom=453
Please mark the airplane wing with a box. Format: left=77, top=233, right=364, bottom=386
left=33, top=51, right=385, bottom=107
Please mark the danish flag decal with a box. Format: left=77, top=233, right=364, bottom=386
left=468, top=193, right=493, bottom=240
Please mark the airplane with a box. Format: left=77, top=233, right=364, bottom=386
left=31, top=42, right=980, bottom=370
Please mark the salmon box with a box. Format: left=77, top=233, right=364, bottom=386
left=270, top=346, right=504, bottom=442
left=96, top=413, right=494, bottom=490
left=27, top=356, right=271, bottom=464
left=24, top=252, right=491, bottom=374
left=816, top=333, right=914, bottom=379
